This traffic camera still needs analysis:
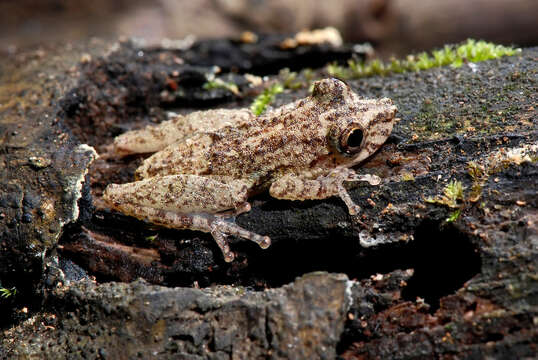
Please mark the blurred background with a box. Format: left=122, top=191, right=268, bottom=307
left=1, top=0, right=537, bottom=56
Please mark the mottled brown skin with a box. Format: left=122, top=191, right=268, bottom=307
left=104, top=78, right=397, bottom=262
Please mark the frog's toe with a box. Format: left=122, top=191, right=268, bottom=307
left=349, top=173, right=381, bottom=186
left=223, top=250, right=235, bottom=263
left=259, top=236, right=271, bottom=249
left=348, top=204, right=361, bottom=216
left=210, top=226, right=235, bottom=262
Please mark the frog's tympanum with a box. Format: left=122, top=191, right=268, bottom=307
left=104, top=78, right=397, bottom=261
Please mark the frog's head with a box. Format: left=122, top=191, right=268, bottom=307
left=313, top=78, right=397, bottom=167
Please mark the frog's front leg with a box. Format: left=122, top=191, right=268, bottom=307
left=269, top=168, right=381, bottom=215
left=103, top=174, right=270, bottom=262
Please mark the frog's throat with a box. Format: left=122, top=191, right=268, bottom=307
left=346, top=148, right=373, bottom=168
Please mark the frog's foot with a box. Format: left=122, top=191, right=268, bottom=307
left=333, top=169, right=382, bottom=216
left=210, top=218, right=271, bottom=262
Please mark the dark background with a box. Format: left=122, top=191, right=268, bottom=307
left=2, top=0, right=537, bottom=55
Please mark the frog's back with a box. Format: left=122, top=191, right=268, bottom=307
left=134, top=131, right=216, bottom=179
left=209, top=99, right=332, bottom=177
left=135, top=98, right=331, bottom=182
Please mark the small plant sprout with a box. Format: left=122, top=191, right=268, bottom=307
left=401, top=172, right=415, bottom=181
left=250, top=83, right=284, bottom=116
left=444, top=180, right=465, bottom=207
left=446, top=209, right=462, bottom=223
left=326, top=62, right=350, bottom=79
left=467, top=161, right=488, bottom=202
left=426, top=180, right=465, bottom=208
left=279, top=68, right=303, bottom=90
left=0, top=286, right=17, bottom=299
left=426, top=180, right=466, bottom=222
left=203, top=78, right=240, bottom=95
left=145, top=234, right=158, bottom=243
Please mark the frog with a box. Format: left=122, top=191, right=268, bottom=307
left=103, top=78, right=397, bottom=262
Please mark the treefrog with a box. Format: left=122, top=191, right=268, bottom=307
left=104, top=78, right=397, bottom=262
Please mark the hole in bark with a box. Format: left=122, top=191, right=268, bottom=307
left=484, top=333, right=504, bottom=342
left=400, top=221, right=482, bottom=310
left=242, top=219, right=481, bottom=311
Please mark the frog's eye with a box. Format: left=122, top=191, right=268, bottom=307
left=340, top=127, right=364, bottom=154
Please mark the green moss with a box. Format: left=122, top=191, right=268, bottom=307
left=327, top=39, right=521, bottom=80
left=250, top=83, right=284, bottom=116
left=326, top=63, right=350, bottom=79
left=0, top=286, right=16, bottom=299
left=445, top=180, right=465, bottom=205
left=446, top=209, right=462, bottom=223
left=401, top=172, right=415, bottom=181
left=145, top=234, right=158, bottom=243
left=426, top=180, right=465, bottom=208
left=203, top=79, right=240, bottom=95
left=302, top=68, right=315, bottom=83
left=279, top=68, right=304, bottom=90
left=277, top=67, right=318, bottom=92
left=416, top=98, right=442, bottom=132
left=426, top=180, right=467, bottom=222
left=467, top=161, right=488, bottom=202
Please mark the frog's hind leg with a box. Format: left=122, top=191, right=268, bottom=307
left=129, top=208, right=269, bottom=262
left=103, top=174, right=270, bottom=262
